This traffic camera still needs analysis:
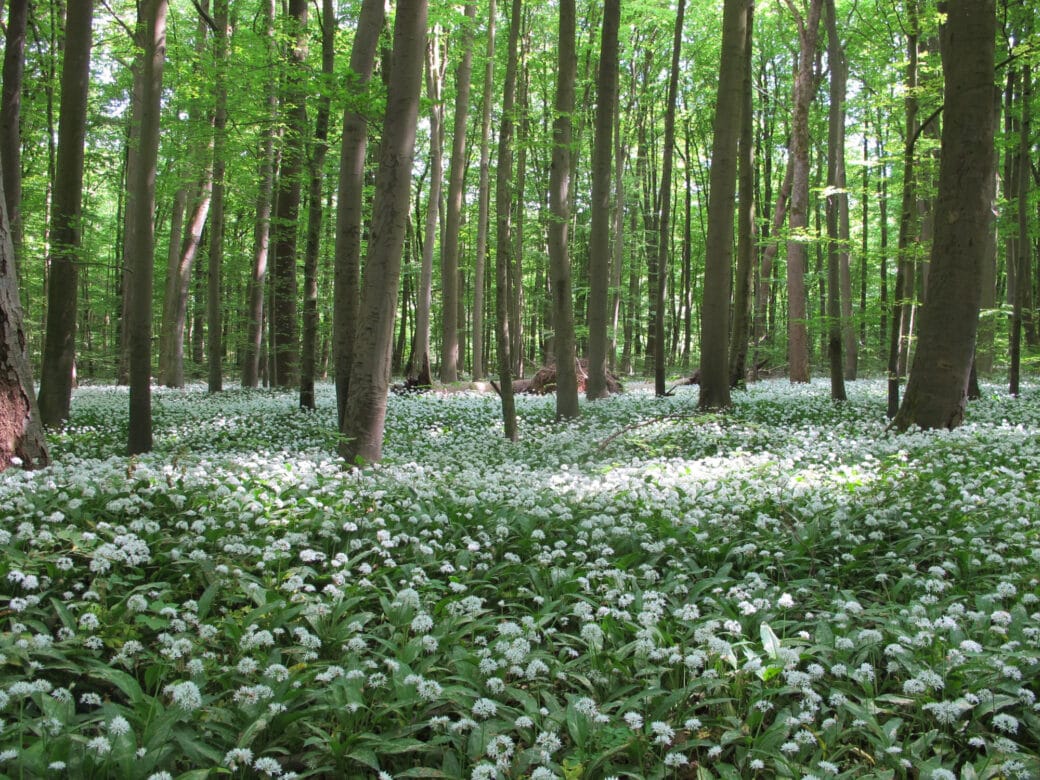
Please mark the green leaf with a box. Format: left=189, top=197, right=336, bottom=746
left=760, top=622, right=782, bottom=660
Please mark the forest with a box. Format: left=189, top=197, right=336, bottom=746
left=0, top=0, right=1039, bottom=777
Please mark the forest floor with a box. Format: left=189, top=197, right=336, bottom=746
left=2, top=379, right=1039, bottom=779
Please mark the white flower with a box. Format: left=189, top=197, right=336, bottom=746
left=472, top=698, right=497, bottom=719
left=165, top=680, right=203, bottom=711
left=992, top=713, right=1019, bottom=734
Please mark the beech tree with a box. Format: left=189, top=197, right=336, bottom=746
left=893, top=0, right=996, bottom=431
left=37, top=0, right=94, bottom=427
left=340, top=0, right=428, bottom=464
left=1, top=0, right=27, bottom=278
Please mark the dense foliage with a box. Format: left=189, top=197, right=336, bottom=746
left=2, top=381, right=1038, bottom=778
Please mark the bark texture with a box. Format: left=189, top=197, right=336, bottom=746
left=340, top=0, right=427, bottom=464
left=893, top=0, right=995, bottom=431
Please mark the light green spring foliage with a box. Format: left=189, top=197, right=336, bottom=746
left=1, top=380, right=1038, bottom=778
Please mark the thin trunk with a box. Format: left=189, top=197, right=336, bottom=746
left=207, top=0, right=229, bottom=394
left=754, top=165, right=792, bottom=344
left=242, top=0, right=278, bottom=388
left=440, top=3, right=476, bottom=384
left=409, top=34, right=444, bottom=385
left=654, top=0, right=685, bottom=397
left=37, top=0, right=92, bottom=427
left=824, top=0, right=846, bottom=400
left=127, top=0, right=168, bottom=454
left=586, top=0, right=620, bottom=399
left=975, top=90, right=1001, bottom=375
left=727, top=0, right=755, bottom=390
left=300, top=0, right=335, bottom=410
left=333, top=0, right=383, bottom=425
left=471, top=0, right=496, bottom=381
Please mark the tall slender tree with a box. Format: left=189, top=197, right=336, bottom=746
left=585, top=0, right=620, bottom=400
left=439, top=4, right=477, bottom=384
left=701, top=0, right=749, bottom=408
left=333, top=0, right=384, bottom=426
left=207, top=0, right=229, bottom=394
left=824, top=0, right=847, bottom=401
left=341, top=0, right=428, bottom=464
left=242, top=0, right=279, bottom=388
left=547, top=0, right=579, bottom=419
left=300, top=0, right=335, bottom=410
left=893, top=0, right=996, bottom=431
left=127, top=0, right=169, bottom=455
left=270, top=0, right=308, bottom=387
left=37, top=0, right=94, bottom=427
left=471, top=0, right=496, bottom=381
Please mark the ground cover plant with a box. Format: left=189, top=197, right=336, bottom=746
left=1, top=379, right=1039, bottom=779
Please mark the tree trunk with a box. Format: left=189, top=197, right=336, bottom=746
left=207, top=0, right=229, bottom=394
left=37, top=0, right=93, bottom=428
left=270, top=0, right=308, bottom=388
left=333, top=0, right=383, bottom=425
left=242, top=0, right=279, bottom=389
left=471, top=0, right=496, bottom=381
left=887, top=3, right=919, bottom=418
left=783, top=0, right=822, bottom=384
left=439, top=3, right=476, bottom=384
left=127, top=0, right=168, bottom=455
left=653, top=0, right=685, bottom=397
left=340, top=0, right=427, bottom=464
left=1, top=0, right=27, bottom=280
left=824, top=0, right=847, bottom=401
left=547, top=0, right=579, bottom=420
left=585, top=0, right=620, bottom=399
left=1010, top=63, right=1032, bottom=395
left=300, top=0, right=335, bottom=410
left=975, top=91, right=1001, bottom=376
left=409, top=35, right=444, bottom=385
left=493, top=0, right=522, bottom=440
left=893, top=0, right=995, bottom=431
left=0, top=159, right=48, bottom=471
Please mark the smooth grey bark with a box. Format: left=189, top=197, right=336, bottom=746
left=699, top=0, right=747, bottom=409
left=471, top=0, right=496, bottom=381
left=439, top=3, right=476, bottom=384
left=585, top=0, right=620, bottom=399
left=1, top=0, right=27, bottom=281
left=340, top=0, right=427, bottom=464
left=127, top=0, right=168, bottom=455
left=300, top=0, right=335, bottom=410
left=782, top=0, right=822, bottom=384
left=37, top=0, right=93, bottom=427
left=547, top=0, right=579, bottom=419
left=0, top=156, right=48, bottom=471
left=270, top=0, right=308, bottom=388
left=242, top=0, right=278, bottom=388
left=893, top=0, right=996, bottom=431
left=333, top=0, right=383, bottom=426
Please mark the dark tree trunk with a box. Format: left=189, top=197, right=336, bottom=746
left=127, top=0, right=168, bottom=455
left=439, top=3, right=476, bottom=384
left=340, top=0, right=427, bottom=464
left=300, top=0, right=334, bottom=410
left=893, top=0, right=996, bottom=431
left=37, top=0, right=93, bottom=427
left=585, top=0, right=620, bottom=399
left=471, top=0, right=496, bottom=381
left=1, top=0, right=27, bottom=280
left=333, top=0, right=384, bottom=426
left=270, top=0, right=308, bottom=388
left=242, top=0, right=279, bottom=388
left=0, top=159, right=48, bottom=471
left=207, top=0, right=229, bottom=394
left=824, top=0, right=847, bottom=401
